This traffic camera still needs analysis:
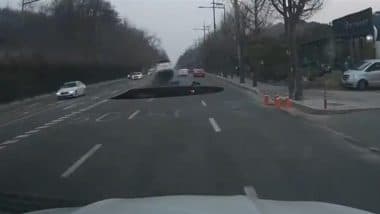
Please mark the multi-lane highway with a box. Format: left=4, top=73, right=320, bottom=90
left=0, top=74, right=380, bottom=213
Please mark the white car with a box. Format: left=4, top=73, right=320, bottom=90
left=56, top=81, right=86, bottom=99
left=342, top=59, right=380, bottom=90
left=130, top=72, right=144, bottom=80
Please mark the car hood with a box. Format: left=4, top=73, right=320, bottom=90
left=57, top=87, right=79, bottom=93
left=27, top=195, right=372, bottom=214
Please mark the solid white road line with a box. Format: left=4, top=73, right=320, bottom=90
left=61, top=144, right=102, bottom=178
left=96, top=113, right=111, bottom=122
left=25, top=129, right=40, bottom=134
left=147, top=98, right=154, bottom=102
left=112, top=90, right=120, bottom=94
left=0, top=140, right=19, bottom=146
left=128, top=110, right=141, bottom=120
left=201, top=100, right=207, bottom=107
left=209, top=118, right=221, bottom=133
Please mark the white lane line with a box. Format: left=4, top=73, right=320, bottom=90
left=63, top=104, right=77, bottom=110
left=147, top=98, right=154, bottom=102
left=96, top=113, right=111, bottom=122
left=201, top=100, right=207, bottom=107
left=61, top=144, right=103, bottom=178
left=36, top=125, right=49, bottom=130
left=45, top=121, right=57, bottom=126
left=174, top=110, right=180, bottom=118
left=53, top=118, right=64, bottom=123
left=112, top=90, right=120, bottom=94
left=0, top=140, right=19, bottom=146
left=0, top=146, right=6, bottom=151
left=15, top=134, right=30, bottom=139
left=25, top=129, right=40, bottom=134
left=128, top=110, right=141, bottom=120
left=209, top=118, right=221, bottom=133
left=91, top=96, right=99, bottom=100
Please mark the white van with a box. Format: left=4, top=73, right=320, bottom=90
left=342, top=59, right=380, bottom=90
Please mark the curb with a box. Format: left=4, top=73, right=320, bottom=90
left=210, top=74, right=380, bottom=115
left=291, top=102, right=380, bottom=115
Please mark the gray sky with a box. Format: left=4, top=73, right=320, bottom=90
left=1, top=0, right=380, bottom=62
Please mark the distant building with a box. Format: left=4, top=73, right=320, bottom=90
left=332, top=8, right=380, bottom=62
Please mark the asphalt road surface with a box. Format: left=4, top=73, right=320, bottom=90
left=0, top=74, right=380, bottom=213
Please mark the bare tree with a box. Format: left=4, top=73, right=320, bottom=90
left=240, top=0, right=273, bottom=86
left=270, top=0, right=323, bottom=100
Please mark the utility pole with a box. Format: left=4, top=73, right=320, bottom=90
left=234, top=0, right=244, bottom=83
left=212, top=0, right=216, bottom=31
left=193, top=23, right=210, bottom=43
left=198, top=1, right=224, bottom=32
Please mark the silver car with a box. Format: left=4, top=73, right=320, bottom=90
left=56, top=81, right=86, bottom=99
left=342, top=59, right=380, bottom=90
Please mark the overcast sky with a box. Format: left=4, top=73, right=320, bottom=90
left=1, top=0, right=380, bottom=62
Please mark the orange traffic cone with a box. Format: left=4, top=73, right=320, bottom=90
left=285, top=98, right=293, bottom=108
left=264, top=95, right=270, bottom=105
left=274, top=96, right=281, bottom=108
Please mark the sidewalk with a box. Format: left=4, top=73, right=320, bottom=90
left=214, top=74, right=380, bottom=114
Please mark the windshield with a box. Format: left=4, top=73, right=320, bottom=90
left=62, top=82, right=77, bottom=88
left=1, top=1, right=379, bottom=214
left=352, top=61, right=371, bottom=70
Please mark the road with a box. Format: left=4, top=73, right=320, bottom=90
left=0, top=74, right=380, bottom=213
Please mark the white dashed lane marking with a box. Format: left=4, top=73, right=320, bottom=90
left=209, top=118, right=221, bottom=133
left=0, top=140, right=19, bottom=146
left=201, top=100, right=207, bottom=107
left=25, top=130, right=40, bottom=134
left=147, top=98, right=154, bottom=102
left=96, top=113, right=111, bottom=122
left=63, top=104, right=77, bottom=110
left=128, top=110, right=141, bottom=120
left=61, top=144, right=103, bottom=178
left=0, top=100, right=108, bottom=148
left=174, top=110, right=180, bottom=118
left=15, top=134, right=30, bottom=139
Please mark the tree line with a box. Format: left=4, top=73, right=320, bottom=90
left=0, top=0, right=167, bottom=103
left=177, top=0, right=325, bottom=100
